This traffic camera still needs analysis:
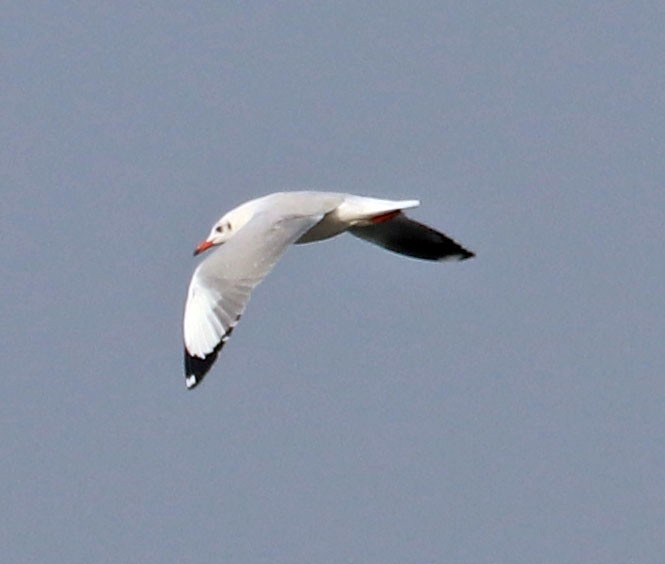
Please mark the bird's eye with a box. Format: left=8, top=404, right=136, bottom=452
left=215, top=225, right=223, bottom=233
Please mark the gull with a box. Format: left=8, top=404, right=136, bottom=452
left=183, top=191, right=474, bottom=389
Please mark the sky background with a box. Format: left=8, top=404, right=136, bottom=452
left=3, top=2, right=664, bottom=563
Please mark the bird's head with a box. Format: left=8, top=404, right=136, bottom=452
left=193, top=204, right=256, bottom=256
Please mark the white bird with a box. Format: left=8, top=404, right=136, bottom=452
left=183, top=191, right=474, bottom=389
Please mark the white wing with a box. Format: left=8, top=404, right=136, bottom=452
left=183, top=211, right=325, bottom=389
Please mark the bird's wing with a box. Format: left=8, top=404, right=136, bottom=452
left=349, top=212, right=474, bottom=261
left=183, top=211, right=325, bottom=389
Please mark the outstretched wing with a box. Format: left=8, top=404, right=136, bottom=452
left=183, top=211, right=324, bottom=389
left=349, top=212, right=474, bottom=261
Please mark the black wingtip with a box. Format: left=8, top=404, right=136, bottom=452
left=184, top=341, right=224, bottom=390
left=435, top=236, right=475, bottom=262
left=184, top=320, right=240, bottom=390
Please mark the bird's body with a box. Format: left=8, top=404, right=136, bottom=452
left=183, top=191, right=473, bottom=389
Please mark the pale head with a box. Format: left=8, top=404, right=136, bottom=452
left=193, top=201, right=258, bottom=256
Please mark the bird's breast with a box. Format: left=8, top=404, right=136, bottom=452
left=294, top=211, right=349, bottom=244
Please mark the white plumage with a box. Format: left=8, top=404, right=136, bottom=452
left=183, top=191, right=474, bottom=389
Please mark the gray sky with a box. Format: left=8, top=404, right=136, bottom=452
left=3, top=2, right=664, bottom=563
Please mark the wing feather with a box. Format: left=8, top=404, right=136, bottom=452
left=183, top=211, right=325, bottom=388
left=349, top=213, right=474, bottom=261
